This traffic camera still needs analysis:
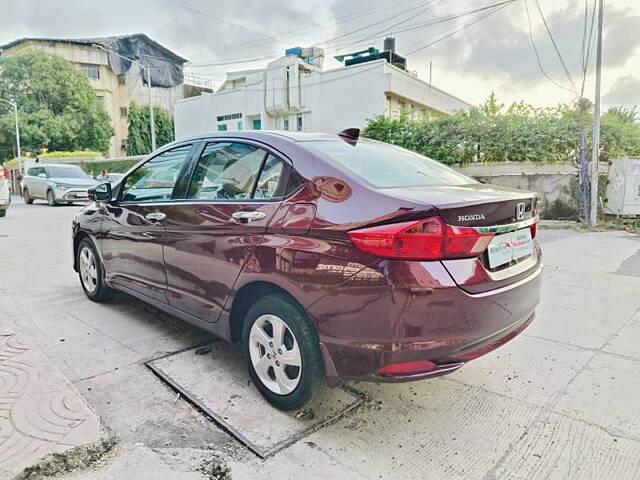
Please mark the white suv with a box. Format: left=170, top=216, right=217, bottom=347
left=22, top=164, right=97, bottom=206
left=0, top=166, right=10, bottom=217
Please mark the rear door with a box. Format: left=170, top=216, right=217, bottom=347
left=30, top=166, right=47, bottom=198
left=101, top=144, right=195, bottom=302
left=162, top=140, right=289, bottom=322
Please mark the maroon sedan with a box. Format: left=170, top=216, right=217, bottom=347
left=73, top=130, right=541, bottom=410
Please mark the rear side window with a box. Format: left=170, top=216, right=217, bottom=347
left=121, top=145, right=192, bottom=203
left=188, top=142, right=288, bottom=201
left=305, top=140, right=475, bottom=188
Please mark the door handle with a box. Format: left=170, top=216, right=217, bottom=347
left=145, top=211, right=166, bottom=222
left=231, top=211, right=267, bottom=222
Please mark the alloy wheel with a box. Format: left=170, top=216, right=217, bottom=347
left=249, top=314, right=302, bottom=395
left=79, top=246, right=98, bottom=293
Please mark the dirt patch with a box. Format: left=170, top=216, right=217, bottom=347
left=15, top=436, right=117, bottom=480
left=198, top=454, right=231, bottom=480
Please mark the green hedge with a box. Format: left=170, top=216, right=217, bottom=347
left=363, top=94, right=640, bottom=165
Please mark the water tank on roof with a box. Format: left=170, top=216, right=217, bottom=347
left=383, top=37, right=396, bottom=54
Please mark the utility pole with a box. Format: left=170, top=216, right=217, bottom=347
left=589, top=0, right=604, bottom=228
left=93, top=44, right=156, bottom=153
left=146, top=66, right=156, bottom=151
left=0, top=98, right=22, bottom=172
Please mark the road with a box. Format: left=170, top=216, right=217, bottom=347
left=1, top=198, right=640, bottom=479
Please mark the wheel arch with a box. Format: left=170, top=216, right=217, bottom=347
left=228, top=281, right=307, bottom=347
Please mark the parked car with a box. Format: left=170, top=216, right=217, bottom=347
left=0, top=165, right=11, bottom=217
left=72, top=130, right=542, bottom=410
left=23, top=164, right=98, bottom=206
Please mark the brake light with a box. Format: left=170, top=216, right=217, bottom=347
left=0, top=167, right=7, bottom=180
left=348, top=217, right=494, bottom=261
left=530, top=221, right=538, bottom=239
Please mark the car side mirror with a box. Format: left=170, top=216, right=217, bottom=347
left=88, top=182, right=112, bottom=202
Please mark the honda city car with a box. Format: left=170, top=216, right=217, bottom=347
left=72, top=130, right=542, bottom=410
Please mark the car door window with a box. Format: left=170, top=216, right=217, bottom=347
left=121, top=145, right=192, bottom=203
left=188, top=142, right=268, bottom=200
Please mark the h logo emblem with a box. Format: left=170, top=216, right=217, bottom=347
left=516, top=202, right=525, bottom=220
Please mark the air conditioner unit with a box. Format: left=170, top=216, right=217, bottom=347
left=605, top=157, right=640, bottom=216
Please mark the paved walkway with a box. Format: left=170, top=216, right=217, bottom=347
left=0, top=308, right=101, bottom=479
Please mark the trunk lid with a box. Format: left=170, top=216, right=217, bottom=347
left=383, top=183, right=540, bottom=293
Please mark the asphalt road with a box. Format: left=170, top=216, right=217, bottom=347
left=1, top=198, right=640, bottom=480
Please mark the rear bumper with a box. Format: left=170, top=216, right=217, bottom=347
left=310, top=259, right=542, bottom=385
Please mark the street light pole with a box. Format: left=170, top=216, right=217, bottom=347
left=589, top=0, right=604, bottom=228
left=0, top=98, right=22, bottom=172
left=93, top=44, right=156, bottom=153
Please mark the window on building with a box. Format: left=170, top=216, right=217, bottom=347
left=120, top=107, right=128, bottom=118
left=117, top=74, right=126, bottom=86
left=237, top=121, right=243, bottom=131
left=217, top=124, right=228, bottom=131
left=216, top=113, right=242, bottom=122
left=95, top=95, right=104, bottom=106
left=80, top=63, right=100, bottom=80
left=252, top=118, right=262, bottom=130
left=283, top=118, right=289, bottom=131
left=297, top=115, right=303, bottom=132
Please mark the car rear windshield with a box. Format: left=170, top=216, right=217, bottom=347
left=305, top=140, right=476, bottom=188
left=47, top=166, right=90, bottom=179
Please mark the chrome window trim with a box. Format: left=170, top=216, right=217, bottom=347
left=473, top=216, right=538, bottom=234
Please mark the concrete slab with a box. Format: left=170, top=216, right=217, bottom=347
left=554, top=352, right=640, bottom=440
left=449, top=334, right=593, bottom=405
left=147, top=341, right=362, bottom=458
left=485, top=411, right=640, bottom=480
left=227, top=379, right=543, bottom=480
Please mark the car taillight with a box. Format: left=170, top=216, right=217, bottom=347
left=0, top=167, right=7, bottom=179
left=348, top=217, right=494, bottom=261
left=530, top=221, right=538, bottom=239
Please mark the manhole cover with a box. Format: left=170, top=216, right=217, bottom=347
left=147, top=342, right=362, bottom=458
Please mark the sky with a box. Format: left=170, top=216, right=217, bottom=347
left=1, top=0, right=639, bottom=110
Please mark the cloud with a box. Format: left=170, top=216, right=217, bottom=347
left=602, top=75, right=640, bottom=107
left=385, top=0, right=640, bottom=92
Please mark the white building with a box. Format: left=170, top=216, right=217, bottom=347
left=175, top=41, right=471, bottom=139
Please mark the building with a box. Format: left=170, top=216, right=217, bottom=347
left=0, top=34, right=212, bottom=157
left=174, top=38, right=471, bottom=140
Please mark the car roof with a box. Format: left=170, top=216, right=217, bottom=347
left=171, top=130, right=341, bottom=146
left=29, top=163, right=84, bottom=169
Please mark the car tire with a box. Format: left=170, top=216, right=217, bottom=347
left=0, top=210, right=6, bottom=217
left=47, top=190, right=58, bottom=206
left=242, top=293, right=327, bottom=411
left=76, top=238, right=116, bottom=302
left=23, top=189, right=33, bottom=204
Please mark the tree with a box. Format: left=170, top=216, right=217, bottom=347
left=127, top=103, right=175, bottom=155
left=0, top=52, right=113, bottom=160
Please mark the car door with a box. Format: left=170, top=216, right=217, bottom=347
left=161, top=140, right=289, bottom=322
left=31, top=166, right=47, bottom=198
left=100, top=144, right=195, bottom=303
